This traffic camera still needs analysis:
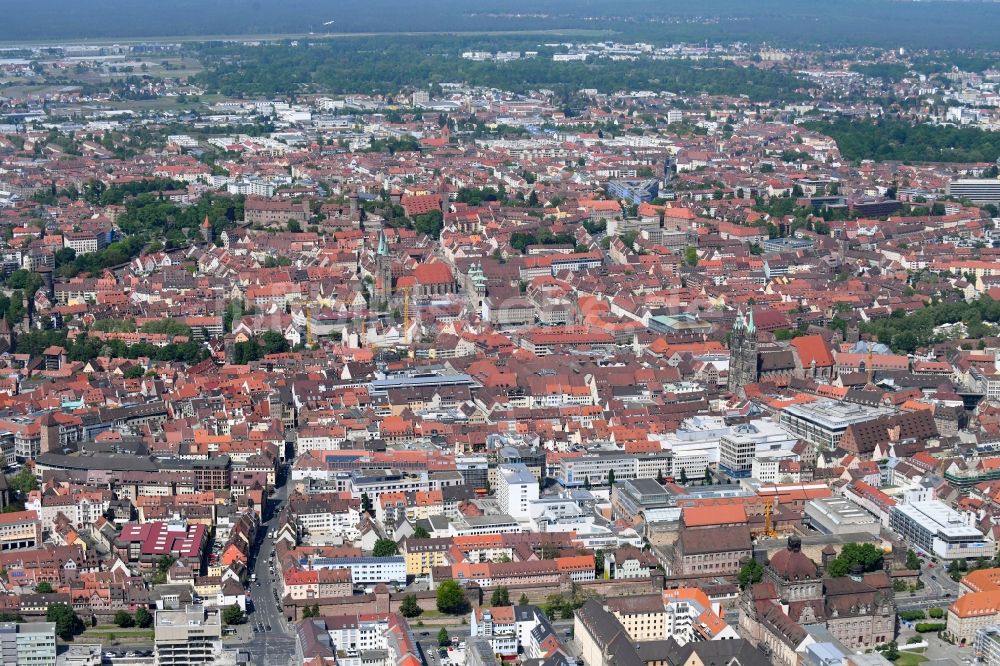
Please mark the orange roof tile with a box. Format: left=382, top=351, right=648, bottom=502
left=684, top=504, right=747, bottom=526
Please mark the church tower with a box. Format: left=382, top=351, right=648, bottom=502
left=468, top=262, right=487, bottom=315
left=727, top=308, right=759, bottom=396
left=375, top=230, right=392, bottom=306
left=201, top=215, right=213, bottom=245
left=0, top=317, right=13, bottom=354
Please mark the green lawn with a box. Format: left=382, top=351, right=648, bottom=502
left=79, top=627, right=155, bottom=644
left=895, top=651, right=927, bottom=666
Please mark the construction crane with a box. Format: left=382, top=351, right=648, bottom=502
left=866, top=345, right=875, bottom=385
left=763, top=500, right=778, bottom=539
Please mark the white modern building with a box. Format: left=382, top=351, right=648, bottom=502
left=889, top=500, right=995, bottom=560
left=325, top=614, right=392, bottom=654
left=779, top=399, right=893, bottom=451
left=751, top=450, right=801, bottom=484
left=348, top=470, right=431, bottom=503
left=528, top=497, right=596, bottom=534
left=653, top=416, right=728, bottom=479
left=555, top=452, right=672, bottom=487
left=805, top=497, right=880, bottom=537
left=497, top=464, right=539, bottom=520
left=974, top=624, right=1000, bottom=665
left=718, top=420, right=797, bottom=478
left=0, top=622, right=56, bottom=666
left=155, top=605, right=228, bottom=666
left=310, top=556, right=407, bottom=586
left=947, top=178, right=1000, bottom=205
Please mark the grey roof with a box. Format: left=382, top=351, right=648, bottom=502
left=369, top=374, right=477, bottom=392
left=664, top=638, right=770, bottom=666
left=36, top=451, right=158, bottom=472
left=622, top=478, right=669, bottom=498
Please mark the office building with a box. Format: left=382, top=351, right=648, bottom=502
left=496, top=464, right=538, bottom=520
left=348, top=469, right=430, bottom=503
left=779, top=400, right=893, bottom=451
left=610, top=478, right=680, bottom=524
left=456, top=456, right=489, bottom=492
left=555, top=452, right=673, bottom=487
left=889, top=500, right=995, bottom=560
left=154, top=604, right=224, bottom=666
left=718, top=420, right=797, bottom=478
left=804, top=497, right=880, bottom=537
left=606, top=179, right=660, bottom=204
left=0, top=622, right=56, bottom=666
left=974, top=624, right=1000, bottom=664
left=947, top=178, right=1000, bottom=205
left=310, top=556, right=407, bottom=586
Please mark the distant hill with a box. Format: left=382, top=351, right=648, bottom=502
left=1, top=0, right=1000, bottom=50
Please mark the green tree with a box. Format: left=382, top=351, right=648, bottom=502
left=9, top=467, right=38, bottom=495
left=152, top=554, right=176, bottom=584
left=361, top=493, right=373, bottom=515
left=124, top=365, right=146, bottom=379
left=114, top=610, right=135, bottom=628
left=804, top=118, right=1000, bottom=163
left=928, top=607, right=945, bottom=619
left=684, top=246, right=698, bottom=266
left=884, top=641, right=899, bottom=661
left=264, top=255, right=293, bottom=268
left=412, top=210, right=444, bottom=239
left=438, top=627, right=450, bottom=646
left=739, top=559, right=764, bottom=589
left=704, top=467, right=713, bottom=485
left=827, top=543, right=884, bottom=577
left=135, top=607, right=153, bottom=628
left=413, top=525, right=430, bottom=539
left=372, top=538, right=399, bottom=557
left=222, top=604, right=246, bottom=625
left=607, top=469, right=615, bottom=487
left=139, top=319, right=193, bottom=337
left=35, top=581, right=53, bottom=594
left=400, top=594, right=422, bottom=618
left=46, top=603, right=83, bottom=640
left=518, top=593, right=529, bottom=606
left=914, top=622, right=946, bottom=633
left=905, top=549, right=921, bottom=571
left=679, top=468, right=688, bottom=485
left=491, top=586, right=511, bottom=607
left=436, top=579, right=469, bottom=615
